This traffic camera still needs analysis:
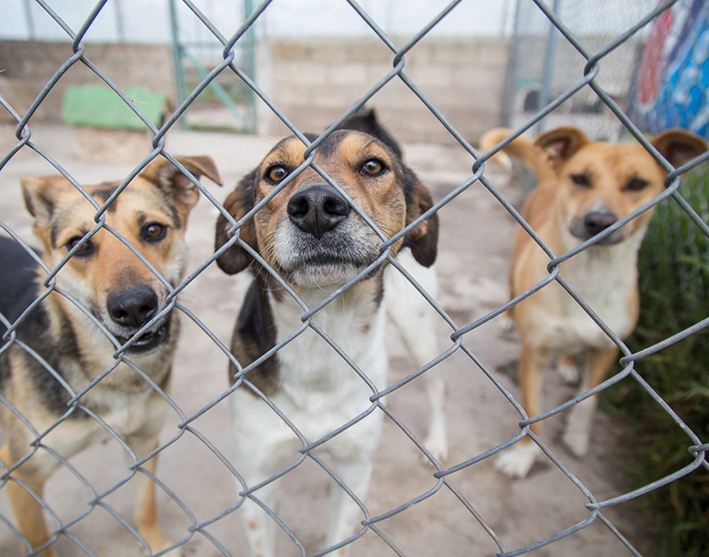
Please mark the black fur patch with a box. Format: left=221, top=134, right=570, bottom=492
left=0, top=237, right=84, bottom=418
left=228, top=277, right=281, bottom=396
left=339, top=107, right=403, bottom=158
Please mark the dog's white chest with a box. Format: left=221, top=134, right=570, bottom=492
left=273, top=296, right=387, bottom=416
left=554, top=248, right=638, bottom=348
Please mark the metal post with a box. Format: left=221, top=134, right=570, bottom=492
left=244, top=0, right=258, bottom=133
left=168, top=0, right=189, bottom=130
left=537, top=0, right=562, bottom=133
left=23, top=0, right=35, bottom=40
left=500, top=0, right=524, bottom=127
left=115, top=0, right=125, bottom=42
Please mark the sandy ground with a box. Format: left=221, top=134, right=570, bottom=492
left=0, top=125, right=647, bottom=556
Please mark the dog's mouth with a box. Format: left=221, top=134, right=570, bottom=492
left=281, top=252, right=373, bottom=287
left=114, top=319, right=171, bottom=355
left=274, top=223, right=380, bottom=287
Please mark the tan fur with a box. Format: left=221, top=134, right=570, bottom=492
left=481, top=126, right=708, bottom=477
left=1, top=157, right=221, bottom=554
left=252, top=134, right=410, bottom=280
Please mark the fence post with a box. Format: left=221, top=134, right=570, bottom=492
left=536, top=0, right=561, bottom=133
left=168, top=0, right=189, bottom=130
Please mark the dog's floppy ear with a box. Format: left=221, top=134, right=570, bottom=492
left=535, top=126, right=589, bottom=166
left=139, top=155, right=222, bottom=211
left=21, top=175, right=74, bottom=227
left=403, top=166, right=439, bottom=267
left=214, top=169, right=259, bottom=275
left=651, top=129, right=709, bottom=171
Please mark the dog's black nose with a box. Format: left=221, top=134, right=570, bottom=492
left=584, top=211, right=618, bottom=236
left=107, top=286, right=158, bottom=328
left=287, top=185, right=350, bottom=239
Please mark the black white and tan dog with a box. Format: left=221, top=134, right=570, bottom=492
left=214, top=129, right=439, bottom=555
left=480, top=126, right=708, bottom=478
left=0, top=156, right=221, bottom=555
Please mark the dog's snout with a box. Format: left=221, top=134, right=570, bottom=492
left=584, top=211, right=618, bottom=236
left=287, top=185, right=350, bottom=239
left=107, top=286, right=158, bottom=328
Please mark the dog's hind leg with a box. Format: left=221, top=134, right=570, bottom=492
left=563, top=346, right=618, bottom=457
left=0, top=444, right=56, bottom=557
left=556, top=353, right=580, bottom=384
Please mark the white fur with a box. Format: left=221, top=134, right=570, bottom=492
left=230, top=285, right=387, bottom=557
left=494, top=441, right=543, bottom=478
left=563, top=394, right=598, bottom=457
left=384, top=250, right=448, bottom=462
left=231, top=248, right=447, bottom=555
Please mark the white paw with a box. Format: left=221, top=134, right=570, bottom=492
left=153, top=544, right=183, bottom=557
left=562, top=428, right=589, bottom=457
left=423, top=432, right=449, bottom=463
left=497, top=315, right=516, bottom=335
left=494, top=442, right=542, bottom=478
left=557, top=361, right=580, bottom=384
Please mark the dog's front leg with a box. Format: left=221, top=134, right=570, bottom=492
left=124, top=438, right=177, bottom=556
left=563, top=346, right=619, bottom=457
left=495, top=345, right=549, bottom=478
left=0, top=444, right=56, bottom=557
left=325, top=452, right=373, bottom=555
left=239, top=480, right=278, bottom=557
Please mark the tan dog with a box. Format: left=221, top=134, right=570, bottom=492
left=0, top=157, right=221, bottom=555
left=481, top=126, right=708, bottom=478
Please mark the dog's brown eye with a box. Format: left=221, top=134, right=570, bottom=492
left=625, top=177, right=649, bottom=192
left=142, top=222, right=167, bottom=242
left=360, top=158, right=386, bottom=177
left=265, top=165, right=289, bottom=184
left=66, top=236, right=93, bottom=257
left=571, top=173, right=591, bottom=187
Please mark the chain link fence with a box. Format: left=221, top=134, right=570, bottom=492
left=0, top=0, right=707, bottom=556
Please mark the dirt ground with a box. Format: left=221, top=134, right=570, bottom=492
left=0, top=125, right=646, bottom=556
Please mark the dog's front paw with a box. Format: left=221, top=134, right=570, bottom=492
left=494, top=442, right=542, bottom=478
left=496, top=315, right=516, bottom=336
left=562, top=428, right=589, bottom=458
left=147, top=538, right=183, bottom=557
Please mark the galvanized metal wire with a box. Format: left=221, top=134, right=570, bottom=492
left=0, top=0, right=707, bottom=555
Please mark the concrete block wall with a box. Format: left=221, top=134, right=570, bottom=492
left=0, top=41, right=175, bottom=125
left=262, top=38, right=510, bottom=146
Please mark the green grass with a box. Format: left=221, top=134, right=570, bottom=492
left=603, top=165, right=709, bottom=557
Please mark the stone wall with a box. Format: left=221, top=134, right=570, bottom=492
left=261, top=37, right=509, bottom=145
left=0, top=41, right=175, bottom=125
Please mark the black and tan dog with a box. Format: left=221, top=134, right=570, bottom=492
left=215, top=130, right=438, bottom=556
left=0, top=156, right=220, bottom=555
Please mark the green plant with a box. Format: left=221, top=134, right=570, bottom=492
left=604, top=164, right=709, bottom=557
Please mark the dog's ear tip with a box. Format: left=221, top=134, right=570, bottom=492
left=652, top=128, right=709, bottom=169
left=187, top=155, right=224, bottom=186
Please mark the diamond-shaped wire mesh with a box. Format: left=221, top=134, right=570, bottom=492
left=0, top=0, right=707, bottom=556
